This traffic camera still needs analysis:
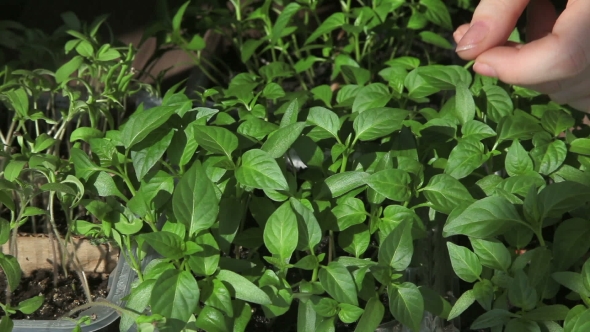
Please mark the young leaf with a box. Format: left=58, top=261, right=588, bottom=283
left=461, top=120, right=497, bottom=141
left=236, top=149, right=289, bottom=191
left=444, top=138, right=488, bottom=179
left=388, top=282, right=424, bottom=332
left=365, top=169, right=412, bottom=202
left=307, top=106, right=340, bottom=140
left=290, top=198, right=322, bottom=252
left=447, top=243, right=482, bottom=283
left=509, top=270, right=538, bottom=311
left=453, top=82, right=476, bottom=125
left=139, top=231, right=185, bottom=260
left=443, top=196, right=524, bottom=238
left=194, top=305, right=231, bottom=332
left=352, top=84, right=392, bottom=114
left=150, top=270, right=200, bottom=324
left=482, top=85, right=513, bottom=122
left=338, top=303, right=364, bottom=324
left=121, top=105, right=177, bottom=149
left=322, top=171, right=369, bottom=198
left=538, top=181, right=590, bottom=218
left=131, top=126, right=175, bottom=181
left=505, top=140, right=534, bottom=176
left=420, top=0, right=452, bottom=30
left=55, top=55, right=84, bottom=83
left=17, top=295, right=44, bottom=314
left=271, top=3, right=301, bottom=45
left=305, top=13, right=345, bottom=44
left=332, top=197, right=367, bottom=231
left=353, top=107, right=409, bottom=141
left=354, top=296, right=385, bottom=332
left=173, top=161, right=219, bottom=236
left=261, top=122, right=306, bottom=158
left=504, top=318, right=542, bottom=332
left=0, top=253, right=21, bottom=292
left=447, top=290, right=475, bottom=320
left=263, top=201, right=298, bottom=262
left=552, top=272, right=590, bottom=297
left=469, top=238, right=511, bottom=272
left=422, top=174, right=475, bottom=214
left=470, top=309, right=515, bottom=330
left=193, top=125, right=239, bottom=159
left=339, top=224, right=370, bottom=258
left=318, top=261, right=358, bottom=306
left=523, top=304, right=570, bottom=321
left=216, top=269, right=271, bottom=305
left=378, top=220, right=413, bottom=271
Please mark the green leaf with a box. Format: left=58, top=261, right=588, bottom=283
left=552, top=272, right=590, bottom=297
left=448, top=290, right=475, bottom=320
left=471, top=309, right=515, bottom=329
left=473, top=280, right=494, bottom=311
left=338, top=224, right=370, bottom=258
left=121, top=105, right=177, bottom=149
left=378, top=220, right=413, bottom=271
left=422, top=174, right=475, bottom=214
left=17, top=295, right=44, bottom=314
left=55, top=55, right=83, bottom=83
left=0, top=316, right=13, bottom=332
left=470, top=238, right=511, bottom=271
left=0, top=253, right=21, bottom=292
left=216, top=269, right=272, bottom=305
left=534, top=140, right=567, bottom=175
left=3, top=160, right=26, bottom=182
left=338, top=303, right=364, bottom=324
left=263, top=201, right=298, bottom=262
left=290, top=198, right=322, bottom=252
left=524, top=305, right=570, bottom=321
left=131, top=126, right=175, bottom=181
left=236, top=149, right=289, bottom=191
left=271, top=3, right=301, bottom=45
left=505, top=318, right=541, bottom=332
left=354, top=297, right=385, bottom=332
left=420, top=0, right=452, bottom=29
left=261, top=122, right=306, bottom=158
left=173, top=161, right=219, bottom=236
left=186, top=34, right=206, bottom=51
left=332, top=197, right=366, bottom=231
left=353, top=107, right=409, bottom=141
left=482, top=85, right=513, bottom=122
left=139, top=231, right=185, bottom=260
left=70, top=127, right=104, bottom=142
left=365, top=169, right=411, bottom=202
left=570, top=138, right=590, bottom=155
left=538, top=181, right=590, bottom=218
left=413, top=65, right=472, bottom=90
left=452, top=82, right=476, bottom=125
left=307, top=106, right=340, bottom=140
left=188, top=231, right=220, bottom=276
left=194, top=306, right=231, bottom=332
left=297, top=300, right=317, bottom=332
left=5, top=88, right=29, bottom=117
left=388, top=282, right=424, bottom=332
left=461, top=120, right=497, bottom=141
left=172, top=1, right=190, bottom=32
left=541, top=110, right=575, bottom=136
left=319, top=261, right=358, bottom=306
left=193, top=125, right=239, bottom=159
left=498, top=113, right=543, bottom=142
left=443, top=196, right=524, bottom=238
left=323, top=171, right=369, bottom=198
left=505, top=140, right=534, bottom=176
left=119, top=279, right=156, bottom=331
left=553, top=218, right=590, bottom=271
left=447, top=243, right=482, bottom=283
left=444, top=138, right=488, bottom=179
left=150, top=270, right=199, bottom=323
left=418, top=31, right=453, bottom=49
left=509, top=270, right=538, bottom=311
left=352, top=84, right=391, bottom=113
left=305, top=12, right=345, bottom=44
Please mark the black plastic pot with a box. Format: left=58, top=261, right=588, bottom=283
left=12, top=254, right=132, bottom=332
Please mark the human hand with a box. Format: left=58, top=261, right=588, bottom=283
left=453, top=0, right=590, bottom=112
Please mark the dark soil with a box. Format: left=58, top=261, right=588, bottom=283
left=0, top=269, right=109, bottom=320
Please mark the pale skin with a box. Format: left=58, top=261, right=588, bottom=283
left=453, top=0, right=590, bottom=113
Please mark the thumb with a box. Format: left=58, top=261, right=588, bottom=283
left=455, top=0, right=530, bottom=60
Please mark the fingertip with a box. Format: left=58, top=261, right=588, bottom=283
left=453, top=24, right=470, bottom=43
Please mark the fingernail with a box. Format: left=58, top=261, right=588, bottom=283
left=473, top=62, right=498, bottom=78
left=456, top=22, right=489, bottom=52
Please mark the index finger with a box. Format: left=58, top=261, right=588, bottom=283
left=455, top=0, right=530, bottom=60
